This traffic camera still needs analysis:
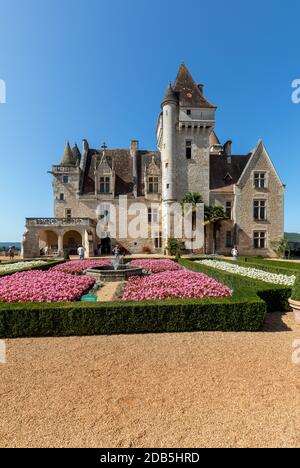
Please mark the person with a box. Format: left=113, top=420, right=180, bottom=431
left=77, top=245, right=85, bottom=260
left=8, top=247, right=14, bottom=261
left=97, top=244, right=102, bottom=256
left=231, top=245, right=239, bottom=261
left=44, top=245, right=49, bottom=257
left=112, top=245, right=120, bottom=258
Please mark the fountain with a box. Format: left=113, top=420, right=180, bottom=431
left=85, top=260, right=143, bottom=282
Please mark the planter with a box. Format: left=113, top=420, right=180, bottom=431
left=288, top=298, right=300, bottom=324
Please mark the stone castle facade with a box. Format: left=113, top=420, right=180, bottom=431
left=23, top=64, right=284, bottom=258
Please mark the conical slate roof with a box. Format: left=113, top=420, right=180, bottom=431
left=209, top=130, right=221, bottom=146
left=60, top=142, right=75, bottom=166
left=173, top=63, right=216, bottom=108
left=161, top=81, right=178, bottom=107
left=72, top=143, right=81, bottom=166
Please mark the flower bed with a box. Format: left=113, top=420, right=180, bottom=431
left=0, top=270, right=95, bottom=303
left=198, top=260, right=295, bottom=286
left=122, top=270, right=232, bottom=301
left=129, top=259, right=182, bottom=274
left=53, top=259, right=111, bottom=274
left=0, top=260, right=48, bottom=275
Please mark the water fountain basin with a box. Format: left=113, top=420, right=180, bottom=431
left=85, top=264, right=144, bottom=282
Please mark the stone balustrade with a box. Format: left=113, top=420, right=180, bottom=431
left=52, top=165, right=78, bottom=173
left=26, top=218, right=95, bottom=227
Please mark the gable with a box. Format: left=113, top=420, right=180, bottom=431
left=237, top=141, right=284, bottom=189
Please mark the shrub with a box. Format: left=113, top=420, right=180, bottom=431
left=0, top=296, right=266, bottom=338
left=63, top=251, right=70, bottom=261
left=179, top=258, right=291, bottom=313
left=291, top=275, right=300, bottom=301
left=166, top=238, right=185, bottom=256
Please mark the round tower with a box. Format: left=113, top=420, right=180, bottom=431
left=161, top=82, right=178, bottom=202
left=159, top=82, right=179, bottom=248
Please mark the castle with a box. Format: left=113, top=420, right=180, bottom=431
left=23, top=64, right=284, bottom=258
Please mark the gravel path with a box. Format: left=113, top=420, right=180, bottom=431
left=97, top=282, right=124, bottom=302
left=0, top=312, right=299, bottom=448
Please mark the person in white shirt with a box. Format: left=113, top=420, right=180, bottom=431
left=231, top=246, right=239, bottom=261
left=77, top=246, right=85, bottom=260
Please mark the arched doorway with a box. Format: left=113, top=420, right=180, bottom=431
left=39, top=230, right=58, bottom=256
left=63, top=230, right=82, bottom=255
left=100, top=236, right=112, bottom=255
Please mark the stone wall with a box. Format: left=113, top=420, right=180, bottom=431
left=234, top=143, right=284, bottom=257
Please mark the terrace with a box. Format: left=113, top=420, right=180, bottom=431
left=23, top=218, right=97, bottom=258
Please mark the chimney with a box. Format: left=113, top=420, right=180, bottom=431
left=224, top=140, right=232, bottom=156
left=130, top=140, right=139, bottom=197
left=198, top=84, right=204, bottom=94
left=130, top=140, right=139, bottom=155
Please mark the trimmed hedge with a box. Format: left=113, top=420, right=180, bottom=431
left=224, top=258, right=298, bottom=277
left=0, top=296, right=266, bottom=338
left=291, top=274, right=300, bottom=301
left=0, top=257, right=270, bottom=338
left=238, top=257, right=300, bottom=273
left=180, top=258, right=291, bottom=313
left=0, top=259, right=64, bottom=277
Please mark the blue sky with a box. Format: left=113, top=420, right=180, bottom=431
left=0, top=0, right=300, bottom=241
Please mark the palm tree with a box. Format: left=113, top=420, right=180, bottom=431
left=181, top=192, right=203, bottom=229
left=181, top=192, right=203, bottom=252
left=204, top=205, right=228, bottom=254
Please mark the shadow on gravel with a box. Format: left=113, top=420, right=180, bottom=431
left=262, top=312, right=293, bottom=332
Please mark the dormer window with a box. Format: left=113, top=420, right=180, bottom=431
left=100, top=176, right=111, bottom=193
left=148, top=176, right=159, bottom=193
left=224, top=173, right=233, bottom=185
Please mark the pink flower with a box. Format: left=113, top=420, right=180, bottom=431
left=0, top=270, right=96, bottom=303
left=53, top=260, right=111, bottom=275
left=129, top=259, right=182, bottom=274
left=122, top=270, right=232, bottom=301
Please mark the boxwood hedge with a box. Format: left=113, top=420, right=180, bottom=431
left=0, top=295, right=266, bottom=338
left=180, top=258, right=291, bottom=313
left=0, top=257, right=280, bottom=338
left=0, top=258, right=64, bottom=277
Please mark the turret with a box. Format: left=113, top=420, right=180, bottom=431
left=60, top=142, right=75, bottom=166
left=160, top=82, right=178, bottom=202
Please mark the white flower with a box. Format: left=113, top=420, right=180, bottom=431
left=197, top=260, right=295, bottom=286
left=0, top=260, right=48, bottom=274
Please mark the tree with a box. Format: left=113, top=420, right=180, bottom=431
left=181, top=192, right=203, bottom=251
left=166, top=238, right=185, bottom=257
left=204, top=205, right=228, bottom=254
left=271, top=238, right=291, bottom=259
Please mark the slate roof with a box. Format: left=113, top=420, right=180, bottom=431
left=60, top=142, right=76, bottom=166
left=161, top=82, right=178, bottom=107
left=173, top=64, right=216, bottom=109
left=81, top=148, right=160, bottom=196
left=209, top=154, right=251, bottom=191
